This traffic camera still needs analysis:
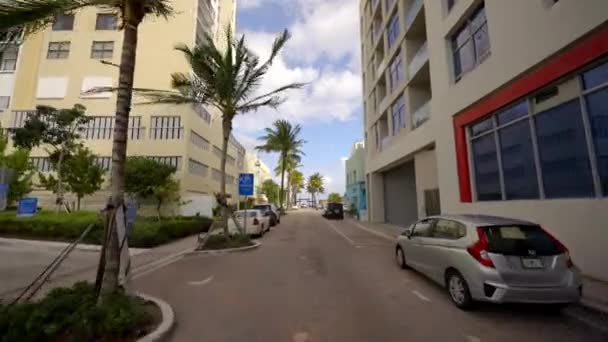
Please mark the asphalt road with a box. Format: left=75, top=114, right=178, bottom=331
left=134, top=210, right=608, bottom=342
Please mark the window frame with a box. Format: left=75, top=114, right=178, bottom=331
left=411, top=219, right=436, bottom=238
left=432, top=219, right=466, bottom=240
left=52, top=14, right=74, bottom=31
left=386, top=12, right=401, bottom=49
left=150, top=116, right=183, bottom=140
left=95, top=13, right=118, bottom=30
left=90, top=41, right=114, bottom=59
left=47, top=41, right=71, bottom=59
left=0, top=47, right=18, bottom=71
left=451, top=4, right=490, bottom=81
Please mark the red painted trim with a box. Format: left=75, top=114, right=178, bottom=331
left=454, top=25, right=608, bottom=203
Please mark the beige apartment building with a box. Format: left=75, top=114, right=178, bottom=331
left=0, top=0, right=251, bottom=216
left=360, top=0, right=608, bottom=280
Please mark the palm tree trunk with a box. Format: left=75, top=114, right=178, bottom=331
left=101, top=23, right=139, bottom=296
left=220, top=118, right=231, bottom=236
left=279, top=154, right=286, bottom=213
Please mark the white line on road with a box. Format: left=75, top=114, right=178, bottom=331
left=348, top=221, right=395, bottom=241
left=187, top=276, right=214, bottom=286
left=411, top=290, right=432, bottom=302
left=324, top=220, right=355, bottom=245
left=465, top=335, right=482, bottom=342
left=132, top=247, right=192, bottom=279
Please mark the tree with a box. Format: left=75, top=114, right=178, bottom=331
left=328, top=193, right=342, bottom=203
left=0, top=0, right=175, bottom=295
left=256, top=120, right=306, bottom=212
left=275, top=154, right=300, bottom=208
left=289, top=170, right=304, bottom=207
left=39, top=146, right=105, bottom=210
left=260, top=179, right=279, bottom=205
left=125, top=157, right=177, bottom=220
left=0, top=130, right=34, bottom=205
left=307, top=173, right=325, bottom=207
left=13, top=105, right=90, bottom=211
left=140, top=28, right=304, bottom=236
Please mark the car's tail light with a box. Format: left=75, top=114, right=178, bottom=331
left=253, top=218, right=259, bottom=225
left=542, top=227, right=574, bottom=268
left=467, top=227, right=495, bottom=268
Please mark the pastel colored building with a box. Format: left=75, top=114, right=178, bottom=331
left=345, top=140, right=367, bottom=220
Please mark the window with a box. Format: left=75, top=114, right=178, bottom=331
left=212, top=168, right=222, bottom=182
left=95, top=14, right=117, bottom=30
left=0, top=96, right=9, bottom=109
left=83, top=116, right=113, bottom=140
left=471, top=133, right=501, bottom=201
left=47, top=42, right=70, bottom=59
left=95, top=157, right=112, bottom=171
left=451, top=4, right=489, bottom=80
left=433, top=219, right=466, bottom=239
left=31, top=157, right=52, bottom=172
left=0, top=47, right=18, bottom=71
left=91, top=41, right=114, bottom=59
left=391, top=95, right=406, bottom=135
left=150, top=116, right=182, bottom=140
left=52, top=14, right=74, bottom=31
left=535, top=100, right=594, bottom=198
left=213, top=145, right=222, bottom=159
left=412, top=219, right=434, bottom=238
left=194, top=104, right=211, bottom=124
left=584, top=86, right=608, bottom=196
left=149, top=156, right=181, bottom=169
left=483, top=225, right=563, bottom=256
left=387, top=13, right=400, bottom=49
left=499, top=119, right=539, bottom=199
left=191, top=131, right=210, bottom=150
left=582, top=62, right=608, bottom=90
left=188, top=159, right=209, bottom=177
left=128, top=116, right=143, bottom=140
left=388, top=52, right=404, bottom=91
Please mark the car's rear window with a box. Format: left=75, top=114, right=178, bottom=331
left=253, top=205, right=270, bottom=211
left=327, top=203, right=343, bottom=210
left=483, top=225, right=562, bottom=256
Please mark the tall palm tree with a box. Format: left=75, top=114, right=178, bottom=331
left=139, top=28, right=304, bottom=236
left=289, top=170, right=304, bottom=206
left=308, top=173, right=324, bottom=207
left=274, top=154, right=300, bottom=208
left=256, top=120, right=305, bottom=212
left=0, top=0, right=174, bottom=295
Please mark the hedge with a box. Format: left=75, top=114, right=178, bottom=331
left=0, top=211, right=213, bottom=248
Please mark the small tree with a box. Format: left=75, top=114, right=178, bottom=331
left=260, top=179, right=279, bottom=205
left=125, top=157, right=177, bottom=220
left=0, top=129, right=34, bottom=206
left=328, top=193, right=342, bottom=203
left=12, top=104, right=90, bottom=211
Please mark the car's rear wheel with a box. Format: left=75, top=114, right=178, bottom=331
left=446, top=270, right=474, bottom=310
left=395, top=246, right=408, bottom=269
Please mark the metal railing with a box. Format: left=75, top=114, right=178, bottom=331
left=408, top=41, right=428, bottom=78
left=412, top=100, right=431, bottom=128
left=405, top=0, right=424, bottom=31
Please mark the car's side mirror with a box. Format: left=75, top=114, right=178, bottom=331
left=402, top=229, right=412, bottom=239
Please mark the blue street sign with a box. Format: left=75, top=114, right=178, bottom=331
left=239, top=173, right=254, bottom=196
left=17, top=197, right=38, bottom=217
left=126, top=201, right=138, bottom=233
left=0, top=184, right=8, bottom=195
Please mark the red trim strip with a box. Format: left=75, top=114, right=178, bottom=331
left=454, top=26, right=608, bottom=203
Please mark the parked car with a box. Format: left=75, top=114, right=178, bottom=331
left=228, top=209, right=270, bottom=237
left=300, top=203, right=308, bottom=209
left=323, top=202, right=344, bottom=220
left=252, top=204, right=280, bottom=226
left=291, top=205, right=299, bottom=210
left=395, top=215, right=582, bottom=310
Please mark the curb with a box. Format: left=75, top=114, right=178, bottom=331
left=0, top=237, right=149, bottom=255
left=136, top=292, right=176, bottom=342
left=185, top=240, right=261, bottom=256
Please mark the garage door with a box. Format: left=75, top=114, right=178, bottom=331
left=383, top=161, right=418, bottom=227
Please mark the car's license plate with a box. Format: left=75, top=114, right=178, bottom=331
left=521, top=258, right=543, bottom=269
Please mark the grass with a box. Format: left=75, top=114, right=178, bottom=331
left=0, top=211, right=213, bottom=248
left=198, top=234, right=254, bottom=251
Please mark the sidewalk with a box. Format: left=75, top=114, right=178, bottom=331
left=348, top=218, right=608, bottom=317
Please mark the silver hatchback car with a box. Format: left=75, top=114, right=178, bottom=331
left=395, top=215, right=582, bottom=309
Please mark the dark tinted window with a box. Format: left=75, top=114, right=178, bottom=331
left=483, top=225, right=562, bottom=256
left=497, top=101, right=528, bottom=125
left=585, top=88, right=608, bottom=195
left=472, top=133, right=501, bottom=201
left=412, top=220, right=434, bottom=237
left=433, top=219, right=466, bottom=239
left=535, top=99, right=594, bottom=198
left=499, top=119, right=539, bottom=199
left=582, top=61, right=608, bottom=90
left=327, top=203, right=343, bottom=210
left=52, top=14, right=74, bottom=31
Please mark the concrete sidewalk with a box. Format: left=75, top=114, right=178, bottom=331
left=347, top=218, right=608, bottom=317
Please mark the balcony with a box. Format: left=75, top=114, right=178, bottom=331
left=412, top=101, right=431, bottom=128
left=380, top=135, right=391, bottom=152
left=408, top=41, right=428, bottom=79
left=405, top=0, right=424, bottom=32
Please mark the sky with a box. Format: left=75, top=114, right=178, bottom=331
left=232, top=0, right=364, bottom=199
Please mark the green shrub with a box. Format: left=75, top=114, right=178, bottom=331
left=201, top=233, right=253, bottom=250
left=0, top=211, right=213, bottom=248
left=0, top=282, right=151, bottom=342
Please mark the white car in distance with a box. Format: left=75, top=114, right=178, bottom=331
left=228, top=209, right=270, bottom=237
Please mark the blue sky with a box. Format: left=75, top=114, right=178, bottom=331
left=233, top=0, right=363, bottom=197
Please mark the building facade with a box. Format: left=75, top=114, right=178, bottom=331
left=360, top=0, right=608, bottom=281
left=345, top=140, right=367, bottom=220
left=243, top=152, right=272, bottom=202
left=0, top=0, right=242, bottom=216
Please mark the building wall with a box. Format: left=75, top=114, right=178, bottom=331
left=345, top=140, right=367, bottom=219
left=1, top=0, right=241, bottom=214
left=360, top=0, right=608, bottom=280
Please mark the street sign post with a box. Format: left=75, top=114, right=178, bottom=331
left=239, top=173, right=254, bottom=235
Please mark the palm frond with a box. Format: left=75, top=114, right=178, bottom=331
left=0, top=0, right=101, bottom=31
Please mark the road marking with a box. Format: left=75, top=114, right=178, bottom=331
left=292, top=332, right=310, bottom=342
left=412, top=290, right=431, bottom=302
left=132, top=247, right=192, bottom=279
left=298, top=256, right=308, bottom=261
left=187, top=276, right=214, bottom=286
left=348, top=221, right=395, bottom=241
left=465, top=335, right=482, bottom=342
left=324, top=220, right=355, bottom=245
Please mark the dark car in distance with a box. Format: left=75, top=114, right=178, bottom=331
left=252, top=204, right=280, bottom=226
left=323, top=203, right=344, bottom=220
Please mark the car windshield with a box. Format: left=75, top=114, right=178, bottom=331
left=483, top=225, right=562, bottom=256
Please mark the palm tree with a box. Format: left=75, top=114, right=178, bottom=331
left=139, top=28, right=304, bottom=236
left=256, top=120, right=305, bottom=212
left=308, top=173, right=324, bottom=207
left=0, top=0, right=174, bottom=295
left=289, top=169, right=304, bottom=207
left=274, top=154, right=300, bottom=208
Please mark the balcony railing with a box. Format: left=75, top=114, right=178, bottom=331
left=408, top=41, right=428, bottom=78
left=412, top=101, right=431, bottom=128
left=405, top=0, right=424, bottom=31
left=380, top=135, right=391, bottom=151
